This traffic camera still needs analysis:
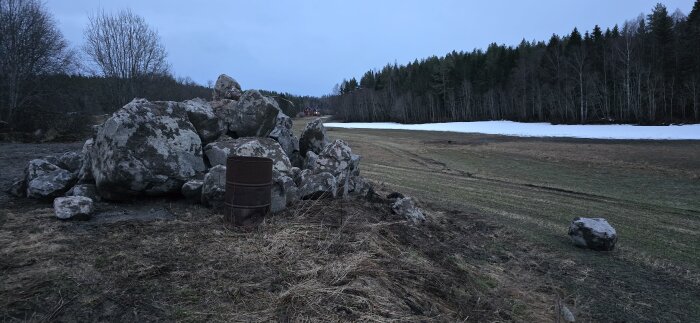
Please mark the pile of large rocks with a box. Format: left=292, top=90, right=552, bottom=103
left=8, top=74, right=369, bottom=220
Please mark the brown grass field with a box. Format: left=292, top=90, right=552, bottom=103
left=1, top=119, right=699, bottom=321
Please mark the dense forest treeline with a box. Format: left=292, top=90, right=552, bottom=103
left=330, top=2, right=700, bottom=125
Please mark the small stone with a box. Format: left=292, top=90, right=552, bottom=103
left=53, top=196, right=94, bottom=220
left=568, top=217, right=617, bottom=251
left=391, top=197, right=426, bottom=224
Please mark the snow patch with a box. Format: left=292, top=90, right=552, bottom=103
left=324, top=121, right=700, bottom=140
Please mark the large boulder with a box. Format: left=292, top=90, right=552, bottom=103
left=391, top=197, right=426, bottom=224
left=25, top=159, right=76, bottom=199
left=216, top=90, right=280, bottom=138
left=213, top=74, right=242, bottom=101
left=201, top=165, right=226, bottom=207
left=299, top=118, right=328, bottom=156
left=269, top=112, right=299, bottom=157
left=53, top=196, right=94, bottom=220
left=204, top=137, right=292, bottom=174
left=182, top=98, right=224, bottom=144
left=297, top=172, right=337, bottom=200
left=568, top=217, right=618, bottom=251
left=90, top=99, right=206, bottom=200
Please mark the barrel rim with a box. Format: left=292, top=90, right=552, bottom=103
left=227, top=155, right=273, bottom=164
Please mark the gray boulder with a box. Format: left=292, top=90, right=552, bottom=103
left=391, top=197, right=426, bottom=224
left=77, top=139, right=95, bottom=183
left=25, top=159, right=76, bottom=199
left=7, top=178, right=27, bottom=197
left=307, top=139, right=360, bottom=179
left=91, top=99, right=206, bottom=200
left=269, top=112, right=299, bottom=157
left=568, top=217, right=618, bottom=251
left=271, top=175, right=298, bottom=213
left=299, top=118, right=328, bottom=156
left=204, top=137, right=292, bottom=174
left=66, top=184, right=99, bottom=201
left=182, top=98, right=224, bottom=144
left=201, top=165, right=226, bottom=207
left=56, top=151, right=82, bottom=173
left=181, top=180, right=204, bottom=201
left=216, top=90, right=280, bottom=138
left=297, top=172, right=337, bottom=200
left=213, top=74, right=242, bottom=100
left=53, top=196, right=94, bottom=220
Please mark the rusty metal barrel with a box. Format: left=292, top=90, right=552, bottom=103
left=224, top=156, right=273, bottom=227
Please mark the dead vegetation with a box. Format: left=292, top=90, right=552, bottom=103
left=0, top=186, right=581, bottom=322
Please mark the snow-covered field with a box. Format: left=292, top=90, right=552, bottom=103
left=323, top=121, right=700, bottom=140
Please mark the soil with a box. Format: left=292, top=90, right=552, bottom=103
left=2, top=126, right=700, bottom=321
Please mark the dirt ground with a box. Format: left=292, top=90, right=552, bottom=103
left=2, top=123, right=700, bottom=321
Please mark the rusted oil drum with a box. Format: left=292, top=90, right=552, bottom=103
left=224, top=156, right=273, bottom=227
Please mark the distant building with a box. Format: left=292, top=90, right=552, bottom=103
left=303, top=107, right=321, bottom=116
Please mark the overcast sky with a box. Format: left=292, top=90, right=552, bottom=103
left=46, top=0, right=695, bottom=96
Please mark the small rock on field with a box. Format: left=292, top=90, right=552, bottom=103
left=568, top=217, right=617, bottom=251
left=559, top=304, right=575, bottom=322
left=391, top=197, right=426, bottom=224
left=54, top=196, right=94, bottom=220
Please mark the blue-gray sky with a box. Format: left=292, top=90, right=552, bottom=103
left=46, top=0, right=695, bottom=96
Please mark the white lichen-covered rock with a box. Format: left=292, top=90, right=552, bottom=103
left=25, top=159, right=76, bottom=199
left=53, top=196, right=94, bottom=220
left=204, top=137, right=292, bottom=174
left=91, top=99, right=206, bottom=200
left=568, top=217, right=618, bottom=251
left=181, top=98, right=224, bottom=144
left=66, top=184, right=99, bottom=201
left=213, top=74, right=242, bottom=101
left=271, top=175, right=298, bottom=213
left=391, top=197, right=426, bottom=224
left=297, top=172, right=337, bottom=200
left=269, top=112, right=299, bottom=157
left=56, top=151, right=82, bottom=173
left=216, top=90, right=280, bottom=138
left=181, top=179, right=204, bottom=201
left=299, top=118, right=328, bottom=156
left=201, top=165, right=226, bottom=207
left=307, top=139, right=360, bottom=182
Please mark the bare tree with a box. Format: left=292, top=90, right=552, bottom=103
left=83, top=9, right=169, bottom=79
left=0, top=0, right=74, bottom=124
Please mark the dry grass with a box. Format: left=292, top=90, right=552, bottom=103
left=0, top=188, right=580, bottom=322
